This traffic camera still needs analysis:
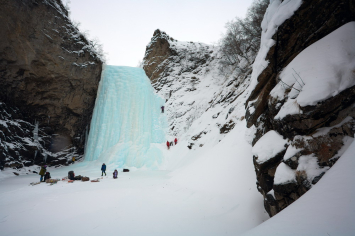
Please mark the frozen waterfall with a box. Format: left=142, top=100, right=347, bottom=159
left=84, top=65, right=166, bottom=169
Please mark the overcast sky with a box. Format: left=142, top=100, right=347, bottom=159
left=66, top=0, right=254, bottom=67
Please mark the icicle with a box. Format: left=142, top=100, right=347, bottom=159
left=33, top=121, right=39, bottom=142
left=43, top=153, right=47, bottom=163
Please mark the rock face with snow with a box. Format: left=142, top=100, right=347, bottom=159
left=246, top=0, right=355, bottom=216
left=143, top=29, right=214, bottom=91
left=0, top=0, right=102, bottom=168
left=142, top=29, right=251, bottom=148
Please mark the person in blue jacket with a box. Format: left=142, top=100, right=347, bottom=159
left=101, top=163, right=106, bottom=176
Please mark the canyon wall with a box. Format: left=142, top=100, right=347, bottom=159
left=0, top=0, right=102, bottom=169
left=245, top=0, right=355, bottom=216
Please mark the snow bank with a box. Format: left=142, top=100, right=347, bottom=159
left=297, top=154, right=327, bottom=182
left=252, top=130, right=287, bottom=163
left=283, top=144, right=301, bottom=161
left=271, top=22, right=355, bottom=119
left=241, top=138, right=355, bottom=236
left=274, top=162, right=296, bottom=185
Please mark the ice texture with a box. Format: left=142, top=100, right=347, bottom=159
left=84, top=65, right=166, bottom=169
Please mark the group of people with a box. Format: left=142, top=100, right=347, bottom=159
left=39, top=165, right=51, bottom=182
left=160, top=105, right=179, bottom=150
left=166, top=138, right=178, bottom=150
left=39, top=136, right=178, bottom=182
left=38, top=163, right=119, bottom=182
left=101, top=163, right=118, bottom=179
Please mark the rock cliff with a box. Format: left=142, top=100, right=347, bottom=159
left=143, top=29, right=251, bottom=146
left=143, top=0, right=355, bottom=219
left=245, top=0, right=355, bottom=216
left=0, top=0, right=102, bottom=169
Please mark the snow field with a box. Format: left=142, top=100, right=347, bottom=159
left=0, top=63, right=268, bottom=235
left=0, top=121, right=268, bottom=236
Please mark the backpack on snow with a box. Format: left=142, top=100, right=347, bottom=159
left=74, top=175, right=82, bottom=180
left=81, top=177, right=90, bottom=181
left=68, top=171, right=75, bottom=180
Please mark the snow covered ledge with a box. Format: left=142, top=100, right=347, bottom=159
left=252, top=130, right=287, bottom=165
left=252, top=130, right=288, bottom=194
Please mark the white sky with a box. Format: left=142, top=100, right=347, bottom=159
left=66, top=0, right=254, bottom=67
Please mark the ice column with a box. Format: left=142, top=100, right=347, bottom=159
left=84, top=65, right=166, bottom=169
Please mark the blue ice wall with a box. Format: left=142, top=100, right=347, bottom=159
left=84, top=65, right=166, bottom=169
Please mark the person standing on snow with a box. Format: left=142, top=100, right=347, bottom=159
left=39, top=165, right=47, bottom=182
left=161, top=106, right=164, bottom=113
left=113, top=169, right=118, bottom=179
left=101, top=163, right=107, bottom=176
left=166, top=141, right=170, bottom=150
left=174, top=138, right=178, bottom=145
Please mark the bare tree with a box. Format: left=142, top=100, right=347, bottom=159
left=219, top=0, right=269, bottom=68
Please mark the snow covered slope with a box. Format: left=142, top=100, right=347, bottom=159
left=0, top=111, right=269, bottom=236
left=143, top=30, right=251, bottom=150
left=241, top=139, right=355, bottom=236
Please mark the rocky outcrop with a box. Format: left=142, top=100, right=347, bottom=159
left=143, top=29, right=214, bottom=90
left=143, top=30, right=177, bottom=85
left=0, top=0, right=102, bottom=168
left=246, top=0, right=355, bottom=216
left=143, top=30, right=250, bottom=148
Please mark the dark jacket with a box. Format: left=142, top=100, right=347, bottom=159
left=68, top=171, right=75, bottom=180
left=44, top=172, right=51, bottom=181
left=101, top=164, right=106, bottom=171
left=39, top=167, right=46, bottom=176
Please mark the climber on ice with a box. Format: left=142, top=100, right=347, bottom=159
left=166, top=141, right=170, bottom=150
left=161, top=106, right=164, bottom=113
left=174, top=138, right=178, bottom=145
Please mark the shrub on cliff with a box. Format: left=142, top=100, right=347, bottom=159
left=219, top=0, right=268, bottom=67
